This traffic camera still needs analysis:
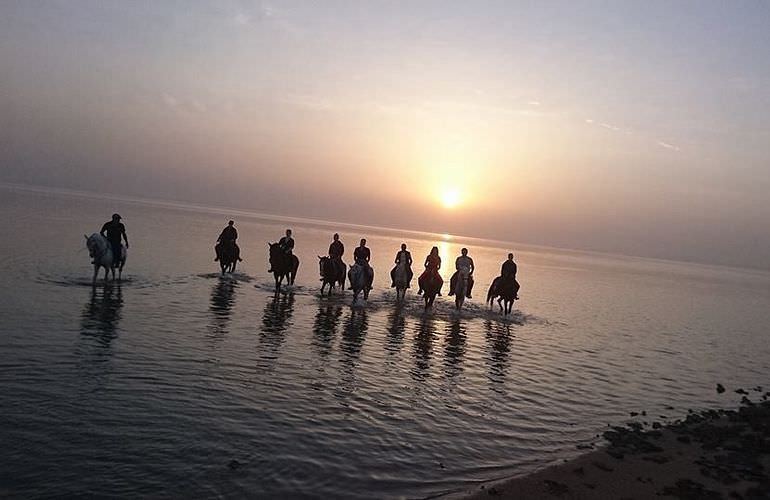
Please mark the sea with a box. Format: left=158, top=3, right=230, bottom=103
left=1, top=184, right=769, bottom=498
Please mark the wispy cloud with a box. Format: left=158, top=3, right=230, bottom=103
left=233, top=13, right=251, bottom=25
left=656, top=141, right=681, bottom=152
left=528, top=101, right=541, bottom=106
left=162, top=93, right=178, bottom=107
left=283, top=94, right=334, bottom=111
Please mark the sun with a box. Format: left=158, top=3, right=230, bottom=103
left=440, top=188, right=461, bottom=209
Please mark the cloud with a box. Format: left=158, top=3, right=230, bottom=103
left=585, top=118, right=594, bottom=124
left=163, top=93, right=178, bottom=107
left=528, top=101, right=541, bottom=106
left=598, top=121, right=621, bottom=132
left=283, top=94, right=334, bottom=111
left=656, top=141, right=681, bottom=152
left=233, top=13, right=251, bottom=25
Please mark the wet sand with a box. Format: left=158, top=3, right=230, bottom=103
left=460, top=390, right=770, bottom=499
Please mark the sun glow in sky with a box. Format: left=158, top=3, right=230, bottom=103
left=3, top=2, right=770, bottom=269
left=440, top=188, right=461, bottom=209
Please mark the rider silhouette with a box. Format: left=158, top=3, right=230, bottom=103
left=328, top=233, right=345, bottom=284
left=390, top=243, right=413, bottom=288
left=500, top=252, right=520, bottom=299
left=99, top=213, right=128, bottom=266
left=270, top=229, right=295, bottom=272
left=354, top=238, right=373, bottom=289
left=448, top=248, right=474, bottom=298
left=215, top=220, right=241, bottom=262
left=418, top=246, right=442, bottom=296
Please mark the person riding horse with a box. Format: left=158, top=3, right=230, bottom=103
left=214, top=220, right=242, bottom=262
left=448, top=248, right=474, bottom=299
left=390, top=243, right=413, bottom=288
left=418, top=246, right=442, bottom=296
left=328, top=232, right=345, bottom=279
left=500, top=252, right=520, bottom=299
left=269, top=229, right=295, bottom=272
left=354, top=238, right=373, bottom=289
left=99, top=213, right=128, bottom=266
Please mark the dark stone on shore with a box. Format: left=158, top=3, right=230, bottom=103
left=660, top=478, right=722, bottom=499
left=543, top=479, right=569, bottom=495
left=736, top=388, right=749, bottom=395
left=717, top=383, right=726, bottom=394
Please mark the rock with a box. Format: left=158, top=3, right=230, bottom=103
left=717, top=383, right=726, bottom=394
left=735, top=388, right=748, bottom=395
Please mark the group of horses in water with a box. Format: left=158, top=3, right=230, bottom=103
left=85, top=233, right=518, bottom=315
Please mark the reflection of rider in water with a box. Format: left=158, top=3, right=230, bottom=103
left=390, top=243, right=413, bottom=288
left=328, top=233, right=345, bottom=280
left=418, top=246, right=443, bottom=296
left=354, top=238, right=373, bottom=289
left=99, top=214, right=128, bottom=266
left=214, top=220, right=241, bottom=262
left=448, top=248, right=474, bottom=299
left=500, top=252, right=520, bottom=299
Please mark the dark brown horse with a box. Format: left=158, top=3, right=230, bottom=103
left=418, top=271, right=443, bottom=310
left=318, top=256, right=345, bottom=296
left=486, top=276, right=520, bottom=315
left=268, top=243, right=299, bottom=292
left=217, top=242, right=239, bottom=275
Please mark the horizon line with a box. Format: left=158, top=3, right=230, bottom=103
left=2, top=180, right=769, bottom=276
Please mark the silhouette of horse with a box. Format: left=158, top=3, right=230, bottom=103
left=418, top=272, right=442, bottom=309
left=393, top=260, right=411, bottom=302
left=348, top=262, right=373, bottom=303
left=453, top=270, right=470, bottom=311
left=85, top=233, right=126, bottom=285
left=319, top=256, right=345, bottom=296
left=268, top=242, right=299, bottom=292
left=217, top=242, right=239, bottom=275
left=487, top=277, right=520, bottom=315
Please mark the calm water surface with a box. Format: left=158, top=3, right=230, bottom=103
left=1, top=186, right=769, bottom=498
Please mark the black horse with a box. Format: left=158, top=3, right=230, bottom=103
left=268, top=242, right=299, bottom=292
left=486, top=276, right=520, bottom=315
left=419, top=272, right=443, bottom=310
left=216, top=241, right=239, bottom=275
left=318, top=256, right=345, bottom=296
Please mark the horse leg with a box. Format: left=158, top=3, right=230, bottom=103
left=92, top=266, right=99, bottom=286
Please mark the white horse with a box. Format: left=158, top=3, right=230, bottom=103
left=393, top=260, right=411, bottom=302
left=85, top=233, right=126, bottom=285
left=348, top=261, right=373, bottom=304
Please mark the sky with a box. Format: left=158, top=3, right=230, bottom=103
left=2, top=1, right=770, bottom=269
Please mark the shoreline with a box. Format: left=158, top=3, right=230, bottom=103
left=453, top=390, right=769, bottom=499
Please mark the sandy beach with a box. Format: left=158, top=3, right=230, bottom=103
left=459, top=390, right=770, bottom=499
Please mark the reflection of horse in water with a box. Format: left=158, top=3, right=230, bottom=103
left=80, top=284, right=124, bottom=346
left=85, top=233, right=126, bottom=285
left=318, top=256, right=345, bottom=296
left=348, top=262, right=373, bottom=303
left=412, top=316, right=436, bottom=380
left=268, top=243, right=299, bottom=292
left=392, top=260, right=412, bottom=302
left=261, top=292, right=296, bottom=334
left=341, top=309, right=369, bottom=354
left=216, top=242, right=240, bottom=275
left=486, top=277, right=520, bottom=315
left=209, top=277, right=237, bottom=336
left=313, top=304, right=343, bottom=352
left=444, top=319, right=467, bottom=377
left=484, top=319, right=514, bottom=382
